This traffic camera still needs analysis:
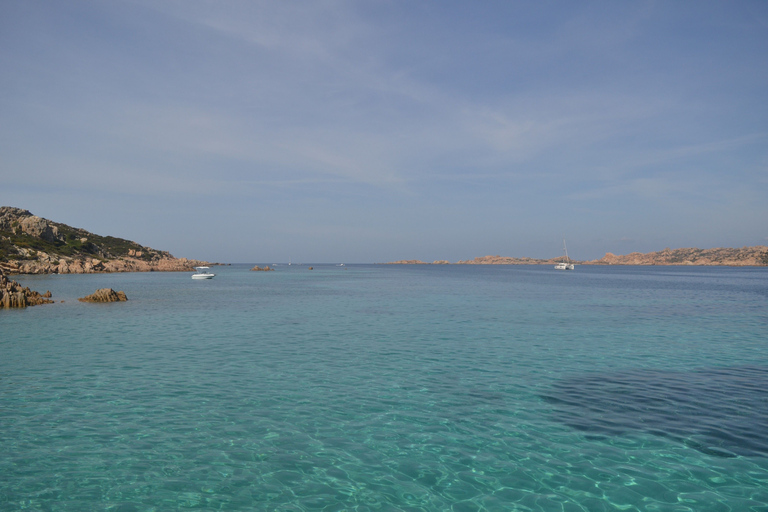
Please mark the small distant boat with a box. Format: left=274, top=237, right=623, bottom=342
left=191, top=266, right=215, bottom=279
left=554, top=240, right=575, bottom=270
left=337, top=263, right=345, bottom=267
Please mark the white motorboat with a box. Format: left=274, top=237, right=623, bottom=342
left=554, top=240, right=575, bottom=270
left=192, top=266, right=215, bottom=279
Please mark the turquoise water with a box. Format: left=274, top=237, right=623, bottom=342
left=1, top=264, right=767, bottom=511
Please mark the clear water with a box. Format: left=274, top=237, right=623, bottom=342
left=1, top=264, right=767, bottom=511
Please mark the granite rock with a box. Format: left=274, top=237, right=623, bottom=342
left=78, top=288, right=128, bottom=303
left=1, top=206, right=212, bottom=275
left=0, top=269, right=55, bottom=308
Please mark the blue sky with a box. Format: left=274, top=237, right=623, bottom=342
left=2, top=1, right=767, bottom=263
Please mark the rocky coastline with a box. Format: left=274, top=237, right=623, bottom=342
left=457, top=255, right=556, bottom=265
left=387, top=260, right=450, bottom=265
left=390, top=246, right=768, bottom=266
left=1, top=206, right=211, bottom=275
left=587, top=246, right=768, bottom=266
left=0, top=255, right=211, bottom=275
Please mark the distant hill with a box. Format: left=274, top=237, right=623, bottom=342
left=0, top=207, right=210, bottom=274
left=387, top=260, right=450, bottom=264
left=457, top=255, right=558, bottom=265
left=389, top=246, right=768, bottom=266
left=589, top=246, right=768, bottom=266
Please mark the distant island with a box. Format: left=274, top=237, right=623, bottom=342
left=389, top=246, right=768, bottom=266
left=0, top=206, right=210, bottom=274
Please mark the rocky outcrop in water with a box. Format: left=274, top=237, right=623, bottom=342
left=0, top=206, right=211, bottom=274
left=0, top=269, right=54, bottom=308
left=250, top=265, right=275, bottom=271
left=78, top=288, right=128, bottom=303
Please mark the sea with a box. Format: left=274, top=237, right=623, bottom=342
left=1, top=264, right=767, bottom=511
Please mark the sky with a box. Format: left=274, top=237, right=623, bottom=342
left=2, top=1, right=767, bottom=263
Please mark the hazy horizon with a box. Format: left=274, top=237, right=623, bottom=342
left=2, top=1, right=767, bottom=263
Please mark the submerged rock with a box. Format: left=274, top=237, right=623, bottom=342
left=542, top=365, right=768, bottom=458
left=78, top=288, right=128, bottom=303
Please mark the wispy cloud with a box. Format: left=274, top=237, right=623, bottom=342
left=3, top=0, right=767, bottom=261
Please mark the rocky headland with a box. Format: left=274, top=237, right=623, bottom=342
left=0, top=207, right=211, bottom=274
left=588, top=246, right=768, bottom=266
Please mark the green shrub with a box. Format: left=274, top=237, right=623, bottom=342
left=1, top=222, right=162, bottom=263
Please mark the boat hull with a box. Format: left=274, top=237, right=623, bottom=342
left=555, top=240, right=575, bottom=270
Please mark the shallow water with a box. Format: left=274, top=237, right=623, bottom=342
left=1, top=264, right=767, bottom=511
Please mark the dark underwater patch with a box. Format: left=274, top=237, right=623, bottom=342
left=542, top=365, right=768, bottom=458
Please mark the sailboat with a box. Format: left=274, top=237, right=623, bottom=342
left=554, top=240, right=575, bottom=270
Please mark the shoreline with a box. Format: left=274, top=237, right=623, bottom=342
left=0, top=257, right=220, bottom=276
left=387, top=245, right=768, bottom=267
left=386, top=261, right=768, bottom=267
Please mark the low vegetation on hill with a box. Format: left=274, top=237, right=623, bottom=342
left=0, top=207, right=167, bottom=262
left=0, top=207, right=208, bottom=274
left=592, top=246, right=768, bottom=266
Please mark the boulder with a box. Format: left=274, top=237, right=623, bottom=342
left=250, top=265, right=275, bottom=271
left=0, top=269, right=55, bottom=308
left=78, top=288, right=128, bottom=303
left=19, top=215, right=62, bottom=242
left=1, top=289, right=27, bottom=308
